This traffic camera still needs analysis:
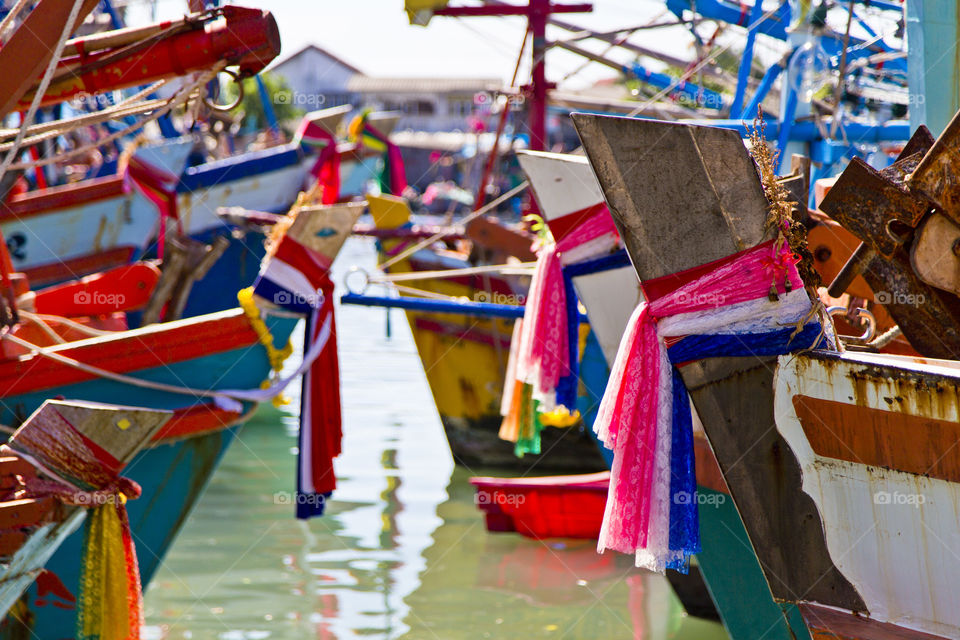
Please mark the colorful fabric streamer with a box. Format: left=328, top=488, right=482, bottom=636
left=348, top=112, right=408, bottom=196
left=295, top=119, right=341, bottom=204
left=498, top=203, right=619, bottom=455
left=594, top=240, right=826, bottom=573
left=5, top=406, right=145, bottom=640
left=252, top=227, right=341, bottom=519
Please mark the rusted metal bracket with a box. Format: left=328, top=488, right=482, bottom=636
left=819, top=125, right=960, bottom=357
left=909, top=111, right=960, bottom=224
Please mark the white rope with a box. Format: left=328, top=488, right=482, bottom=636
left=0, top=305, right=328, bottom=407
left=8, top=65, right=223, bottom=170
left=18, top=310, right=114, bottom=339
left=377, top=180, right=529, bottom=272
left=0, top=79, right=171, bottom=144
left=0, top=0, right=85, bottom=184
left=372, top=261, right=536, bottom=284
left=625, top=4, right=781, bottom=118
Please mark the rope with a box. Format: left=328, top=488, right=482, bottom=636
left=626, top=4, right=781, bottom=118
left=0, top=0, right=85, bottom=184
left=18, top=310, right=115, bottom=339
left=377, top=180, right=529, bottom=272
left=372, top=262, right=536, bottom=284
left=0, top=84, right=171, bottom=149
left=8, top=65, right=223, bottom=171
left=2, top=330, right=244, bottom=400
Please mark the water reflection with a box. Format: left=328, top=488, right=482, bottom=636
left=142, top=238, right=727, bottom=640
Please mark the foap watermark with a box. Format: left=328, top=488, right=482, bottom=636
left=874, top=491, right=926, bottom=507
left=74, top=291, right=125, bottom=307
left=273, top=90, right=326, bottom=107
left=475, top=491, right=526, bottom=507
left=673, top=491, right=726, bottom=507
left=875, top=291, right=925, bottom=307
left=474, top=291, right=525, bottom=305
left=274, top=290, right=324, bottom=308
left=273, top=491, right=327, bottom=508
left=675, top=291, right=726, bottom=306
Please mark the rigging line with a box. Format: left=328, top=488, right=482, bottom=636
left=0, top=0, right=86, bottom=184
left=625, top=4, right=782, bottom=118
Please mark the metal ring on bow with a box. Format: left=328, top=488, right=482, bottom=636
left=344, top=266, right=370, bottom=295
left=827, top=306, right=877, bottom=344
left=202, top=69, right=243, bottom=112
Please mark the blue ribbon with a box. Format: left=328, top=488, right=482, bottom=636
left=662, top=322, right=823, bottom=573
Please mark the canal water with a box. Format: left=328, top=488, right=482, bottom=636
left=142, top=237, right=729, bottom=639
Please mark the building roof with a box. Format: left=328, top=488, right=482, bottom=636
left=271, top=44, right=363, bottom=75
left=346, top=76, right=502, bottom=94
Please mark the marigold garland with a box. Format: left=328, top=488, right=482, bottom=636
left=238, top=287, right=294, bottom=406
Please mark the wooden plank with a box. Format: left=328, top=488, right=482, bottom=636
left=801, top=603, right=947, bottom=640
left=794, top=395, right=960, bottom=483
left=11, top=399, right=172, bottom=473
left=0, top=498, right=55, bottom=530
left=570, top=114, right=771, bottom=280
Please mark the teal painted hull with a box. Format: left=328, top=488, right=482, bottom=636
left=578, top=331, right=810, bottom=640
left=0, top=313, right=299, bottom=639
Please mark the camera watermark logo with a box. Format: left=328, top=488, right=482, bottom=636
left=475, top=491, right=526, bottom=507
left=273, top=491, right=327, bottom=508
left=74, top=291, right=125, bottom=307
left=874, top=491, right=926, bottom=507
left=673, top=491, right=726, bottom=507
left=473, top=291, right=525, bottom=305
left=274, top=90, right=326, bottom=107
left=274, top=291, right=324, bottom=307
left=874, top=291, right=925, bottom=307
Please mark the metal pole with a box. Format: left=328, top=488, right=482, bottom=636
left=528, top=0, right=548, bottom=151
left=905, top=0, right=958, bottom=135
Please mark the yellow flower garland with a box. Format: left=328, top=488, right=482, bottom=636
left=237, top=287, right=294, bottom=406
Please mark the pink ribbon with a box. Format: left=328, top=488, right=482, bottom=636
left=594, top=240, right=803, bottom=558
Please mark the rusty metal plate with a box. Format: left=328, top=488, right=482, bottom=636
left=820, top=156, right=930, bottom=258
left=909, top=111, right=960, bottom=225
left=570, top=114, right=770, bottom=280
left=911, top=212, right=960, bottom=297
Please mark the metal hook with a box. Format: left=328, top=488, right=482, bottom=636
left=202, top=68, right=243, bottom=112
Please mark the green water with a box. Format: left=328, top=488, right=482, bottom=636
left=142, top=238, right=729, bottom=640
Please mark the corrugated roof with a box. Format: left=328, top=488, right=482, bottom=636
left=346, top=76, right=502, bottom=93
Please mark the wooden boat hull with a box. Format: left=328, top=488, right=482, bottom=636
left=0, top=176, right=160, bottom=288
left=519, top=148, right=812, bottom=639
left=774, top=351, right=960, bottom=639
left=0, top=309, right=299, bottom=638
left=369, top=194, right=605, bottom=472
left=573, top=114, right=960, bottom=639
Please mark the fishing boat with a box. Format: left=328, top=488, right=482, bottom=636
left=509, top=147, right=821, bottom=639
left=364, top=193, right=606, bottom=471
left=0, top=199, right=362, bottom=638
left=0, top=400, right=171, bottom=633
left=0, top=139, right=193, bottom=288
left=573, top=112, right=960, bottom=640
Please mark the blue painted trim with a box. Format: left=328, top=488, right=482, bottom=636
left=563, top=250, right=632, bottom=278
left=177, top=143, right=304, bottom=192
left=340, top=292, right=591, bottom=321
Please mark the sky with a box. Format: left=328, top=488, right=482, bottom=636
left=132, top=0, right=726, bottom=90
